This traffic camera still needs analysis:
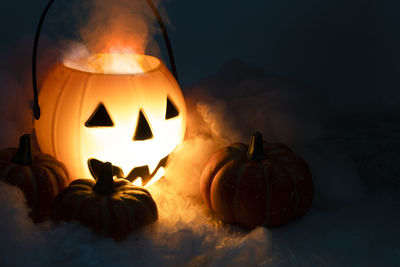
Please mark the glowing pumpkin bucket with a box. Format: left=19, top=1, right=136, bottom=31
left=32, top=1, right=186, bottom=187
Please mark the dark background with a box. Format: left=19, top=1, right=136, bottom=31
left=0, top=1, right=399, bottom=266
left=1, top=0, right=399, bottom=113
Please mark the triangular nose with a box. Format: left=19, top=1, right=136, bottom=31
left=133, top=110, right=153, bottom=140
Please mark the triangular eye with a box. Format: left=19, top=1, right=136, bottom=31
left=166, top=96, right=179, bottom=119
left=85, top=103, right=114, bottom=127
left=133, top=110, right=153, bottom=140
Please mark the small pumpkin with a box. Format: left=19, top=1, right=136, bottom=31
left=0, top=134, right=70, bottom=222
left=200, top=132, right=313, bottom=228
left=50, top=162, right=158, bottom=241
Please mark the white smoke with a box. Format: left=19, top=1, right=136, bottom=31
left=0, top=42, right=398, bottom=266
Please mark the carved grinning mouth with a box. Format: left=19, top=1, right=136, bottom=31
left=88, top=155, right=168, bottom=186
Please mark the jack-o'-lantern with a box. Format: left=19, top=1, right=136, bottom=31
left=32, top=0, right=186, bottom=186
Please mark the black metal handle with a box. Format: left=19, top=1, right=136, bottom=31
left=32, top=0, right=179, bottom=120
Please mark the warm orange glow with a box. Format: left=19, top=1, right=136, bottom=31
left=145, top=167, right=165, bottom=188
left=131, top=166, right=164, bottom=187
left=64, top=53, right=160, bottom=75
left=132, top=177, right=143, bottom=187
left=35, top=54, right=186, bottom=186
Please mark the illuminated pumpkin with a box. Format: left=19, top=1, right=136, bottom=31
left=35, top=54, right=186, bottom=186
left=32, top=0, right=185, bottom=187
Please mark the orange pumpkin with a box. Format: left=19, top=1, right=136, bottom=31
left=35, top=55, right=186, bottom=185
left=32, top=0, right=186, bottom=187
left=200, top=132, right=313, bottom=228
left=51, top=162, right=158, bottom=241
left=0, top=134, right=70, bottom=222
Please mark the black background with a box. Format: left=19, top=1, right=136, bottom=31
left=1, top=0, right=399, bottom=112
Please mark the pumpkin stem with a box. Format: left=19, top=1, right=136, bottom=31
left=246, top=132, right=267, bottom=160
left=93, top=162, right=115, bottom=195
left=12, top=134, right=34, bottom=165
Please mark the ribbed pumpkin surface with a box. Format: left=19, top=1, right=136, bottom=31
left=200, top=137, right=313, bottom=228
left=0, top=147, right=70, bottom=222
left=50, top=178, right=158, bottom=241
left=35, top=59, right=186, bottom=180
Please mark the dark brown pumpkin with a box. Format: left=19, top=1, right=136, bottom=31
left=0, top=134, right=70, bottom=222
left=50, top=162, right=158, bottom=241
left=200, top=132, right=313, bottom=228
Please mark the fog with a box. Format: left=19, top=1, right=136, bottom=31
left=0, top=0, right=399, bottom=266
